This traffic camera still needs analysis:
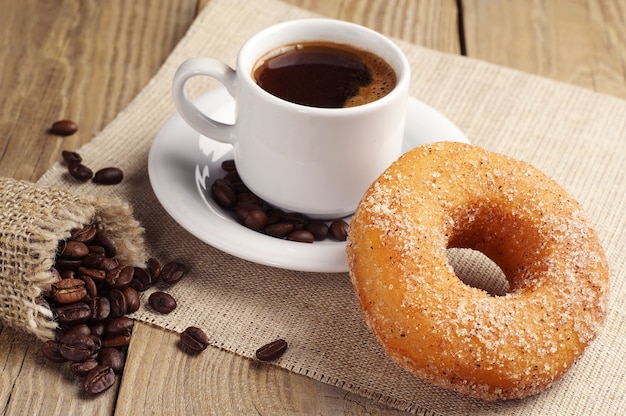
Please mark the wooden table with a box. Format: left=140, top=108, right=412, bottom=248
left=1, top=1, right=625, bottom=414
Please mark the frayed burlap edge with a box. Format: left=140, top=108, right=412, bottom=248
left=0, top=177, right=146, bottom=340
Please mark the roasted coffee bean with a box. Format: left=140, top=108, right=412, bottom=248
left=104, top=316, right=134, bottom=336
left=160, top=262, right=186, bottom=285
left=90, top=335, right=102, bottom=354
left=89, top=322, right=105, bottom=338
left=63, top=323, right=91, bottom=338
left=70, top=358, right=99, bottom=377
left=93, top=167, right=124, bottom=185
left=55, top=302, right=91, bottom=325
left=122, top=286, right=140, bottom=313
left=146, top=257, right=161, bottom=282
left=68, top=163, right=93, bottom=182
left=223, top=170, right=241, bottom=184
left=55, top=258, right=82, bottom=271
left=98, top=348, right=125, bottom=373
left=101, top=333, right=131, bottom=349
left=99, top=257, right=119, bottom=273
left=329, top=219, right=350, bottom=241
left=242, top=209, right=268, bottom=231
left=84, top=365, right=116, bottom=395
left=234, top=201, right=265, bottom=223
left=255, top=339, right=288, bottom=361
left=89, top=297, right=111, bottom=321
left=61, top=150, right=82, bottom=164
left=51, top=278, right=87, bottom=304
left=41, top=340, right=67, bottom=363
left=93, top=230, right=117, bottom=257
left=59, top=333, right=96, bottom=362
left=70, top=224, right=97, bottom=243
left=105, top=265, right=134, bottom=289
left=283, top=212, right=308, bottom=230
left=49, top=119, right=78, bottom=136
left=130, top=267, right=151, bottom=292
left=148, top=291, right=177, bottom=314
left=305, top=221, right=330, bottom=241
left=180, top=326, right=209, bottom=352
left=237, top=192, right=264, bottom=206
left=211, top=179, right=237, bottom=208
left=264, top=222, right=295, bottom=238
left=287, top=230, right=315, bottom=243
left=221, top=159, right=236, bottom=172
left=78, top=266, right=107, bottom=283
left=78, top=274, right=98, bottom=298
left=82, top=245, right=106, bottom=268
left=59, top=241, right=89, bottom=259
left=108, top=289, right=127, bottom=319
left=266, top=208, right=285, bottom=225
left=60, top=270, right=75, bottom=279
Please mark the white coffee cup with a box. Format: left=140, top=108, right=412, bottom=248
left=172, top=19, right=410, bottom=219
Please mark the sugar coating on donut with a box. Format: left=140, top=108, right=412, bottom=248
left=346, top=142, right=609, bottom=401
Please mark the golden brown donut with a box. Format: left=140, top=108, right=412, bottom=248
left=346, top=142, right=609, bottom=401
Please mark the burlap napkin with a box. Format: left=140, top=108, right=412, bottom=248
left=33, top=0, right=625, bottom=414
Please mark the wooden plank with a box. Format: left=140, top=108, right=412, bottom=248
left=0, top=0, right=197, bottom=182
left=116, top=322, right=408, bottom=415
left=462, top=0, right=626, bottom=98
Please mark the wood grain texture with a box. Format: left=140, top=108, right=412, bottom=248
left=463, top=0, right=626, bottom=98
left=0, top=0, right=196, bottom=182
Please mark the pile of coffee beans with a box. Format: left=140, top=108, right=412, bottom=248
left=210, top=160, right=349, bottom=243
left=39, top=224, right=188, bottom=395
left=61, top=150, right=123, bottom=185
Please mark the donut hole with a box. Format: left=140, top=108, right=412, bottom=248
left=446, top=247, right=510, bottom=296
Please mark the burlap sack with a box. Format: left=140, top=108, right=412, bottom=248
left=0, top=177, right=147, bottom=340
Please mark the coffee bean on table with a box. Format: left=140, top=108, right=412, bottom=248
left=160, top=262, right=186, bottom=285
left=41, top=340, right=67, bottom=363
left=104, top=316, right=134, bottom=336
left=49, top=119, right=78, bottom=136
left=180, top=326, right=209, bottom=352
left=105, top=265, right=134, bottom=289
left=61, top=150, right=82, bottom=164
left=93, top=167, right=124, bottom=185
left=84, top=365, right=116, bottom=395
left=130, top=267, right=152, bottom=292
left=68, top=163, right=93, bottom=182
left=255, top=339, right=288, bottom=361
left=148, top=291, right=177, bottom=314
left=98, top=347, right=125, bottom=373
left=58, top=333, right=96, bottom=362
left=70, top=358, right=99, bottom=377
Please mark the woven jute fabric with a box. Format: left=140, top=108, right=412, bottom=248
left=0, top=177, right=146, bottom=340
left=26, top=0, right=626, bottom=414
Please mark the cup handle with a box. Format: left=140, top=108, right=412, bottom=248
left=172, top=57, right=237, bottom=144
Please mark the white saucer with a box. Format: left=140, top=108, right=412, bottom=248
left=148, top=87, right=468, bottom=273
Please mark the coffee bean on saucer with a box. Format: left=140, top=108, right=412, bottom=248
left=287, top=230, right=315, bottom=243
left=329, top=219, right=350, bottom=241
left=93, top=167, right=124, bottom=185
left=255, top=339, right=288, bottom=361
left=49, top=119, right=78, bottom=136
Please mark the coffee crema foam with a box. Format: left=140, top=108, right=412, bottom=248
left=253, top=41, right=397, bottom=108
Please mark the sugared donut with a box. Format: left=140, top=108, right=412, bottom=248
left=346, top=142, right=609, bottom=401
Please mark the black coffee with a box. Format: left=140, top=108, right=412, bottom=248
left=253, top=41, right=396, bottom=108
